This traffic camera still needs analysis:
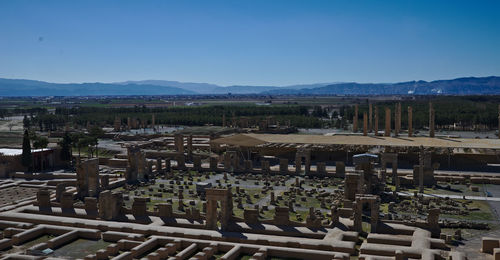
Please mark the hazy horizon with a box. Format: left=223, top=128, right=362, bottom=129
left=1, top=75, right=500, bottom=88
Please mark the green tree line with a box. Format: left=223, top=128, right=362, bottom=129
left=29, top=105, right=323, bottom=129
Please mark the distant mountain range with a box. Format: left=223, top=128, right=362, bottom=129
left=0, top=78, right=195, bottom=96
left=117, top=80, right=332, bottom=94
left=0, top=76, right=499, bottom=96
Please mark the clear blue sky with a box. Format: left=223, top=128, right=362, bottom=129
left=0, top=0, right=499, bottom=86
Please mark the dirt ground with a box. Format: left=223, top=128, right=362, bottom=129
left=0, top=116, right=24, bottom=132
left=214, top=133, right=500, bottom=149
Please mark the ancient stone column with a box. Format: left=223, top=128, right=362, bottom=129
left=60, top=192, right=74, bottom=212
left=353, top=201, right=362, bottom=232
left=193, top=156, right=201, bottom=171
left=288, top=200, right=294, bottom=213
left=304, top=151, right=311, bottom=175
left=176, top=154, right=186, bottom=170
left=77, top=158, right=100, bottom=198
left=244, top=160, right=252, bottom=171
left=427, top=208, right=441, bottom=236
left=408, top=106, right=413, bottom=137
left=395, top=170, right=400, bottom=192
left=379, top=169, right=386, bottom=184
left=384, top=107, right=391, bottom=137
left=84, top=197, right=98, bottom=215
left=56, top=183, right=66, bottom=202
left=279, top=159, right=288, bottom=174
left=146, top=161, right=153, bottom=178
left=368, top=103, right=373, bottom=132
left=419, top=147, right=424, bottom=193
left=317, top=162, right=326, bottom=174
left=98, top=191, right=123, bottom=220
left=295, top=154, right=302, bottom=174
left=101, top=175, right=109, bottom=189
left=306, top=207, right=320, bottom=228
left=205, top=199, right=217, bottom=229
left=224, top=151, right=240, bottom=172
left=187, top=135, right=193, bottom=158
left=429, top=102, right=435, bottom=138
left=37, top=189, right=51, bottom=211
left=275, top=207, right=290, bottom=224
left=344, top=173, right=359, bottom=200
left=165, top=158, right=171, bottom=172
left=371, top=198, right=380, bottom=233
left=157, top=203, right=173, bottom=218
left=374, top=106, right=379, bottom=136
left=174, top=134, right=184, bottom=153
left=209, top=157, right=218, bottom=171
left=335, top=161, right=345, bottom=177
left=394, top=103, right=400, bottom=136
left=220, top=191, right=233, bottom=231
left=156, top=158, right=163, bottom=174
left=240, top=117, right=249, bottom=128
left=178, top=199, right=184, bottom=211
left=231, top=112, right=237, bottom=128
left=114, top=117, right=121, bottom=132
left=261, top=160, right=270, bottom=175
left=353, top=104, right=358, bottom=133
left=0, top=163, right=7, bottom=178
left=363, top=112, right=368, bottom=136
left=394, top=104, right=398, bottom=136
left=397, top=102, right=402, bottom=135
left=498, top=104, right=500, bottom=139
left=224, top=152, right=233, bottom=171
left=132, top=197, right=148, bottom=217
left=151, top=114, right=155, bottom=129
left=331, top=205, right=339, bottom=225
left=125, top=146, right=146, bottom=183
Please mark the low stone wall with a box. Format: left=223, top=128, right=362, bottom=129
left=106, top=158, right=128, bottom=168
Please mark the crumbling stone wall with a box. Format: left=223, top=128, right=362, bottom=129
left=76, top=158, right=100, bottom=198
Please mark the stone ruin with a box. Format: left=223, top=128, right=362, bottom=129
left=223, top=149, right=240, bottom=172
left=380, top=152, right=399, bottom=190
left=113, top=117, right=121, bottom=131
left=352, top=153, right=380, bottom=194
left=98, top=190, right=124, bottom=221
left=344, top=173, right=360, bottom=201
left=125, top=145, right=147, bottom=183
left=353, top=194, right=380, bottom=233
left=295, top=148, right=311, bottom=174
left=174, top=133, right=184, bottom=153
left=413, top=148, right=436, bottom=187
left=76, top=158, right=100, bottom=198
left=205, top=188, right=233, bottom=231
left=2, top=149, right=470, bottom=260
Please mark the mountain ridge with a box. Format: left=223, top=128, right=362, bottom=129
left=0, top=76, right=498, bottom=96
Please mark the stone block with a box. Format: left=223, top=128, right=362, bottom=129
left=482, top=237, right=500, bottom=254
left=494, top=248, right=500, bottom=260
left=96, top=249, right=108, bottom=260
